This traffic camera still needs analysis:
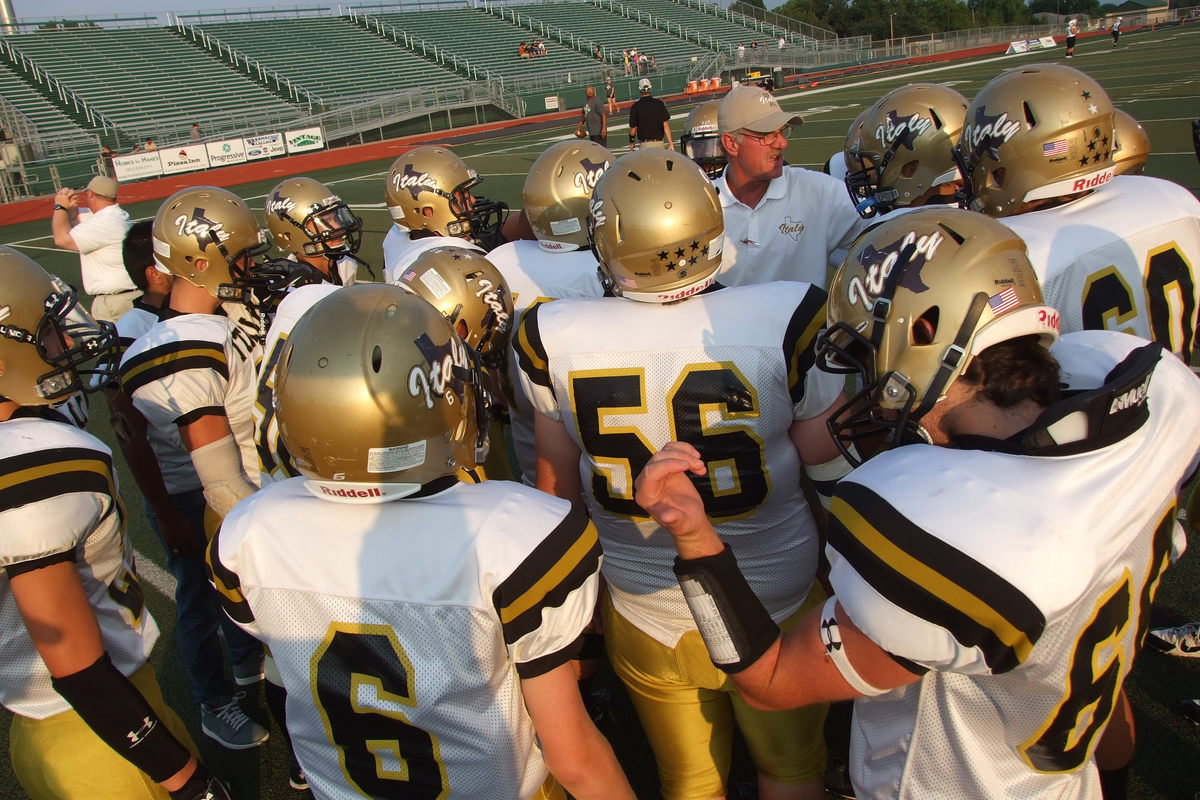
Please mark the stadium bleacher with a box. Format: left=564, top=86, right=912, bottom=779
left=0, top=57, right=91, bottom=139
left=509, top=1, right=713, bottom=63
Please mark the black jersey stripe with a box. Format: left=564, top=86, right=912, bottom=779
left=829, top=482, right=1045, bottom=674
left=205, top=529, right=255, bottom=626
left=120, top=341, right=228, bottom=397
left=514, top=303, right=553, bottom=393
left=0, top=447, right=118, bottom=514
left=783, top=287, right=829, bottom=404
left=494, top=502, right=600, bottom=644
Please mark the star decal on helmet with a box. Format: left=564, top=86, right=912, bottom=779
left=1081, top=90, right=1092, bottom=100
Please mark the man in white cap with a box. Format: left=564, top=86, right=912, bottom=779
left=628, top=77, right=673, bottom=150
left=714, top=84, right=866, bottom=288
left=51, top=174, right=136, bottom=321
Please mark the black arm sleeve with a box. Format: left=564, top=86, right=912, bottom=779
left=51, top=652, right=193, bottom=784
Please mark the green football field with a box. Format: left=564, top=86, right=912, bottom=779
left=1, top=23, right=1200, bottom=799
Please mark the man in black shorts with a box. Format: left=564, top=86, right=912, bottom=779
left=628, top=78, right=673, bottom=151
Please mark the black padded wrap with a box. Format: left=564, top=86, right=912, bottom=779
left=673, top=544, right=780, bottom=674
left=51, top=652, right=192, bottom=784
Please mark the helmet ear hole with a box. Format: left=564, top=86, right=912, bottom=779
left=1022, top=102, right=1037, bottom=127
left=991, top=167, right=1006, bottom=188
left=371, top=345, right=383, bottom=373
left=901, top=160, right=919, bottom=178
left=912, top=309, right=939, bottom=345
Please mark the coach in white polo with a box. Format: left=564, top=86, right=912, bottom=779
left=51, top=175, right=136, bottom=321
left=715, top=85, right=866, bottom=288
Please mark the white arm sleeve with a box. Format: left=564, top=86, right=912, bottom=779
left=190, top=435, right=257, bottom=519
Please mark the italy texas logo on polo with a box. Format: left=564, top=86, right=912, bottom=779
left=394, top=165, right=439, bottom=201
left=846, top=229, right=945, bottom=310
left=778, top=217, right=805, bottom=240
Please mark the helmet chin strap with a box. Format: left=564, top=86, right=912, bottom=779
left=909, top=291, right=989, bottom=424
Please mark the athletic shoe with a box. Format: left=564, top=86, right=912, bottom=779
left=232, top=651, right=266, bottom=686
left=201, top=692, right=270, bottom=750
left=288, top=751, right=309, bottom=791
left=1180, top=698, right=1200, bottom=725
left=1148, top=622, right=1200, bottom=657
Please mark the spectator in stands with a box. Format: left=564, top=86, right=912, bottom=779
left=519, top=42, right=530, bottom=59
left=100, top=145, right=115, bottom=178
left=190, top=122, right=201, bottom=143
left=738, top=42, right=746, bottom=57
left=606, top=76, right=617, bottom=114
left=623, top=48, right=631, bottom=75
left=628, top=77, right=672, bottom=151
left=131, top=144, right=142, bottom=154
left=650, top=54, right=657, bottom=72
left=50, top=175, right=137, bottom=322
left=593, top=44, right=603, bottom=60
left=582, top=85, right=607, bottom=147
left=752, top=39, right=759, bottom=49
left=144, top=139, right=157, bottom=152
left=713, top=85, right=866, bottom=287
left=779, top=35, right=786, bottom=49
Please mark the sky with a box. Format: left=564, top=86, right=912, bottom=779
left=10, top=1, right=331, bottom=22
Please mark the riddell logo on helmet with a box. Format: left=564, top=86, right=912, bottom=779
left=1072, top=170, right=1114, bottom=192
left=319, top=486, right=382, bottom=499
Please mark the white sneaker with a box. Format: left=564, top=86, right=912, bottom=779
left=1148, top=622, right=1200, bottom=657
left=201, top=692, right=269, bottom=750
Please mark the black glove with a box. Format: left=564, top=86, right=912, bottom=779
left=170, top=764, right=232, bottom=800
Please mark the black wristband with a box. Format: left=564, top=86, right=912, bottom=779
left=52, top=652, right=193, bottom=784
left=53, top=204, right=66, bottom=211
left=674, top=544, right=780, bottom=673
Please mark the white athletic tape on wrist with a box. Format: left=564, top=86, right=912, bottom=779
left=804, top=450, right=856, bottom=510
left=818, top=596, right=890, bottom=697
left=190, top=434, right=257, bottom=519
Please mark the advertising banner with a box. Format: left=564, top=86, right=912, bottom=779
left=284, top=126, right=324, bottom=154
left=160, top=146, right=210, bottom=175
left=111, top=151, right=163, bottom=182
left=205, top=138, right=248, bottom=167
left=244, top=132, right=285, bottom=160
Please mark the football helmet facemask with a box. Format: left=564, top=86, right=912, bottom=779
left=264, top=177, right=362, bottom=260
left=845, top=83, right=967, bottom=218
left=1112, top=108, right=1150, bottom=176
left=152, top=186, right=271, bottom=302
left=524, top=140, right=611, bottom=252
left=589, top=150, right=724, bottom=304
left=394, top=246, right=514, bottom=369
left=681, top=100, right=725, bottom=179
left=954, top=63, right=1116, bottom=217
left=0, top=246, right=117, bottom=406
left=275, top=285, right=485, bottom=501
left=385, top=146, right=507, bottom=248
left=817, top=207, right=1059, bottom=464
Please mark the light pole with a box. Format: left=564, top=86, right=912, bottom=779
left=889, top=12, right=895, bottom=41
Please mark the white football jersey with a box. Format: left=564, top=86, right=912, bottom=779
left=253, top=284, right=342, bottom=485
left=487, top=239, right=605, bottom=482
left=382, top=227, right=483, bottom=285
left=120, top=313, right=261, bottom=492
left=827, top=330, right=1200, bottom=799
left=211, top=477, right=601, bottom=800
left=1002, top=175, right=1200, bottom=361
left=0, top=419, right=158, bottom=719
left=515, top=282, right=842, bottom=646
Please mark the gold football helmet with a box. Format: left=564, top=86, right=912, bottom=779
left=0, top=247, right=117, bottom=405
left=845, top=83, right=967, bottom=217
left=681, top=100, right=725, bottom=178
left=394, top=246, right=514, bottom=367
left=152, top=186, right=271, bottom=301
left=955, top=63, right=1116, bottom=217
left=589, top=150, right=724, bottom=304
left=384, top=146, right=507, bottom=246
left=837, top=106, right=871, bottom=177
left=523, top=140, right=611, bottom=252
left=275, top=285, right=483, bottom=498
left=264, top=177, right=362, bottom=259
left=817, top=207, right=1059, bottom=463
left=1112, top=108, right=1150, bottom=176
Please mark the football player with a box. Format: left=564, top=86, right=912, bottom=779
left=0, top=248, right=229, bottom=800
left=118, top=187, right=271, bottom=751
left=382, top=145, right=508, bottom=283
left=487, top=139, right=609, bottom=483
left=680, top=100, right=725, bottom=179
left=843, top=83, right=967, bottom=217
left=263, top=176, right=367, bottom=285
left=514, top=150, right=850, bottom=800
left=955, top=63, right=1200, bottom=362
left=1111, top=108, right=1150, bottom=176
left=209, top=285, right=635, bottom=800
left=635, top=207, right=1200, bottom=799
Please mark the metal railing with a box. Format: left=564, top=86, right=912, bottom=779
left=587, top=0, right=736, bottom=55
left=476, top=0, right=615, bottom=65
left=0, top=40, right=117, bottom=130
left=169, top=15, right=327, bottom=112
left=345, top=6, right=507, bottom=84
left=672, top=0, right=838, bottom=46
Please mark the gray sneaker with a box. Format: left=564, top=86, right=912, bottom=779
left=1148, top=622, right=1200, bottom=657
left=232, top=652, right=266, bottom=686
left=201, top=692, right=269, bottom=750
